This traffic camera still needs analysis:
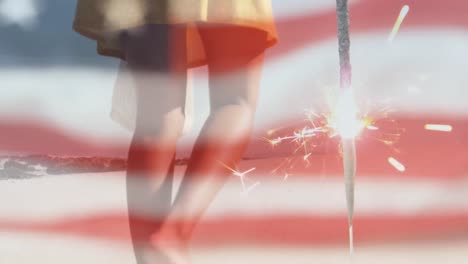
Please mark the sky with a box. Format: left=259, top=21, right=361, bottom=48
left=0, top=0, right=343, bottom=27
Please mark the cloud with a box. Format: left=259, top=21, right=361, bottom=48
left=0, top=0, right=41, bottom=29
left=272, top=0, right=361, bottom=18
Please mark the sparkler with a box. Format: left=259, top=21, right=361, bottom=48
left=261, top=3, right=417, bottom=255
left=336, top=0, right=357, bottom=256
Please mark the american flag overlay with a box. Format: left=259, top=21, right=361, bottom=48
left=1, top=0, right=468, bottom=263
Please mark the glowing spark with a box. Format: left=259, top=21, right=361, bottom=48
left=264, top=125, right=326, bottom=153
left=388, top=157, right=405, bottom=172
left=293, top=127, right=318, bottom=142
left=270, top=138, right=281, bottom=146
left=264, top=136, right=282, bottom=147
left=388, top=5, right=410, bottom=42
left=366, top=124, right=379, bottom=130
left=424, top=124, right=453, bottom=132
left=304, top=108, right=321, bottom=121
left=239, top=167, right=256, bottom=175
left=266, top=124, right=292, bottom=136
left=217, top=160, right=257, bottom=193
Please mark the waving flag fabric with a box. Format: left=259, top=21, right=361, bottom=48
left=0, top=0, right=468, bottom=263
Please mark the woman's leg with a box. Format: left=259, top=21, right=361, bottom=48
left=122, top=24, right=188, bottom=264
left=151, top=24, right=267, bottom=262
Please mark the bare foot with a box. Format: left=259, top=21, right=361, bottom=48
left=149, top=228, right=190, bottom=264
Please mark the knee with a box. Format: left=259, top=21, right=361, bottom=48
left=134, top=108, right=186, bottom=142
left=211, top=96, right=255, bottom=117
left=160, top=108, right=186, bottom=139
left=208, top=101, right=255, bottom=138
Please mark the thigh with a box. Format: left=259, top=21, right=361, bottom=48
left=197, top=23, right=268, bottom=74
left=207, top=53, right=265, bottom=113
left=197, top=24, right=267, bottom=111
left=120, top=23, right=188, bottom=72
left=119, top=24, right=189, bottom=133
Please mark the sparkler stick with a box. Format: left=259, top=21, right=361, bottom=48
left=342, top=139, right=356, bottom=254
left=335, top=0, right=356, bottom=256
left=336, top=0, right=352, bottom=91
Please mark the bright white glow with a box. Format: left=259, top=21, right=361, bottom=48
left=424, top=124, right=453, bottom=132
left=0, top=0, right=40, bottom=28
left=388, top=157, right=405, bottom=172
left=329, top=89, right=366, bottom=139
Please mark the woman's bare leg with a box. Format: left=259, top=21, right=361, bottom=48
left=122, top=24, right=188, bottom=264
left=151, top=24, right=267, bottom=264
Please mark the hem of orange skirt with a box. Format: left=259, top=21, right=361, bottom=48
left=73, top=21, right=278, bottom=69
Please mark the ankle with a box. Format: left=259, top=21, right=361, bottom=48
left=151, top=224, right=187, bottom=248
